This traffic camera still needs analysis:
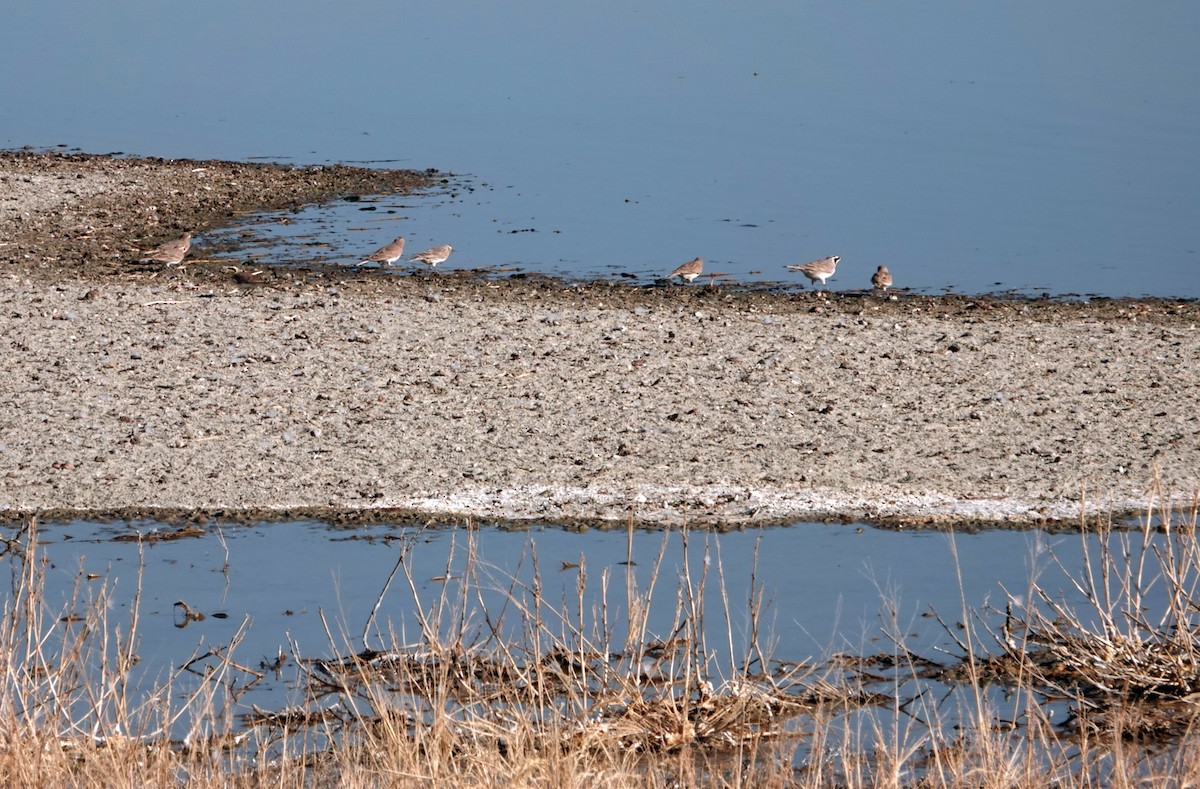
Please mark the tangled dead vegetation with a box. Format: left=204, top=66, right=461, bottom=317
left=0, top=520, right=876, bottom=786
left=6, top=488, right=1200, bottom=786
left=926, top=484, right=1200, bottom=751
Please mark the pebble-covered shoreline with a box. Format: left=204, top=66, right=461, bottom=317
left=2, top=152, right=1197, bottom=526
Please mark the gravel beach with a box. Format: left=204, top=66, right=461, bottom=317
left=2, top=151, right=1197, bottom=527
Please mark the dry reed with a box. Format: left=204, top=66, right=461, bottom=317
left=3, top=484, right=1200, bottom=787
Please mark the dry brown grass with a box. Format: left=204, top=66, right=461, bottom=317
left=895, top=481, right=1200, bottom=787
left=0, top=521, right=862, bottom=786
left=3, top=486, right=1200, bottom=787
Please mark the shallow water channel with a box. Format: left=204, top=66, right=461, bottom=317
left=12, top=516, right=1168, bottom=757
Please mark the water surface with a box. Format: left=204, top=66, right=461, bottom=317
left=2, top=2, right=1197, bottom=297
left=21, top=517, right=1152, bottom=731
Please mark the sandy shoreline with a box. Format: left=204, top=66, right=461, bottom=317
left=2, top=151, right=1197, bottom=527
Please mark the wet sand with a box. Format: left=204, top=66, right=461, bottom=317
left=2, top=151, right=1197, bottom=527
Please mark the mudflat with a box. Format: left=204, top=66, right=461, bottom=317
left=2, top=151, right=1197, bottom=527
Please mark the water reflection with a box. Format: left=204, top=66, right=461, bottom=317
left=9, top=514, right=1192, bottom=781
left=18, top=518, right=1144, bottom=720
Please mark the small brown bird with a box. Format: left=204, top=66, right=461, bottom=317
left=668, top=257, right=704, bottom=283
left=785, top=255, right=840, bottom=287
left=138, top=232, right=193, bottom=266
left=409, top=244, right=453, bottom=270
left=871, top=265, right=893, bottom=291
left=360, top=236, right=406, bottom=266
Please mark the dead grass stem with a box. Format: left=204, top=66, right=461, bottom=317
left=3, top=484, right=1200, bottom=786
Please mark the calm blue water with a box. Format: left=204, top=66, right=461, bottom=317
left=16, top=518, right=1161, bottom=733
left=2, top=2, right=1198, bottom=297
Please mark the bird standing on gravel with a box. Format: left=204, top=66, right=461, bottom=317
left=138, top=232, right=193, bottom=266
left=409, top=244, right=453, bottom=271
left=785, top=255, right=840, bottom=288
left=668, top=257, right=704, bottom=284
left=871, top=265, right=893, bottom=292
left=359, top=236, right=406, bottom=266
